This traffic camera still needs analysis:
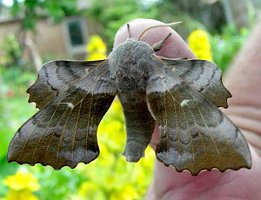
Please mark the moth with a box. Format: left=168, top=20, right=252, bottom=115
left=8, top=22, right=251, bottom=176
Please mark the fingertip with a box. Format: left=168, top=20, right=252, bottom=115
left=113, top=18, right=195, bottom=59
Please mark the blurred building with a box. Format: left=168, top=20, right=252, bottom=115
left=0, top=0, right=98, bottom=63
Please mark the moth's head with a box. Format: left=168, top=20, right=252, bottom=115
left=120, top=22, right=182, bottom=53
left=108, top=21, right=181, bottom=72
left=108, top=37, right=155, bottom=67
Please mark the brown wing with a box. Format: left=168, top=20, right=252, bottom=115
left=160, top=58, right=231, bottom=108
left=8, top=60, right=116, bottom=169
left=146, top=57, right=251, bottom=175
left=27, top=59, right=105, bottom=109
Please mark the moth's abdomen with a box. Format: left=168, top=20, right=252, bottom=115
left=118, top=91, right=155, bottom=162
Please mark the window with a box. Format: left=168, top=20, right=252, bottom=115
left=64, top=17, right=88, bottom=55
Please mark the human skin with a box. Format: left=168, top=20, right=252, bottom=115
left=114, top=18, right=261, bottom=200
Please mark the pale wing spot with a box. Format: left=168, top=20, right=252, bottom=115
left=180, top=99, right=192, bottom=107
left=66, top=103, right=75, bottom=109
left=60, top=102, right=75, bottom=109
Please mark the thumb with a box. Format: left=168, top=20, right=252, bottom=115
left=113, top=18, right=195, bottom=59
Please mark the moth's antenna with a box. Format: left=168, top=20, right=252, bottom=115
left=138, top=21, right=182, bottom=41
left=127, top=23, right=132, bottom=38
left=152, top=32, right=172, bottom=52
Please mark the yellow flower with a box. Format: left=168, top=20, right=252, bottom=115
left=110, top=185, right=139, bottom=200
left=3, top=171, right=40, bottom=192
left=139, top=146, right=154, bottom=169
left=110, top=98, right=123, bottom=114
left=86, top=35, right=107, bottom=61
left=98, top=99, right=125, bottom=152
left=78, top=182, right=98, bottom=197
left=188, top=29, right=213, bottom=61
left=98, top=142, right=115, bottom=167
left=4, top=190, right=38, bottom=200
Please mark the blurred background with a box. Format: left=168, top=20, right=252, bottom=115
left=0, top=0, right=260, bottom=199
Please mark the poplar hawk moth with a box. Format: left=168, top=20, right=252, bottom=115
left=8, top=22, right=251, bottom=176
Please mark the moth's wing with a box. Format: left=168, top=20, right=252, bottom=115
left=27, top=59, right=105, bottom=109
left=146, top=58, right=251, bottom=175
left=8, top=60, right=116, bottom=169
left=160, top=58, right=231, bottom=108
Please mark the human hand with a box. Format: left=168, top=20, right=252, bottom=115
left=114, top=18, right=261, bottom=200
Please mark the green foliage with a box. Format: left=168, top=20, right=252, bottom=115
left=11, top=0, right=78, bottom=31
left=0, top=66, right=37, bottom=197
left=0, top=35, right=23, bottom=67
left=0, top=66, right=36, bottom=163
left=210, top=25, right=249, bottom=71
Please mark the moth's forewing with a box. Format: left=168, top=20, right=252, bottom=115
left=27, top=60, right=105, bottom=109
left=161, top=58, right=231, bottom=108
